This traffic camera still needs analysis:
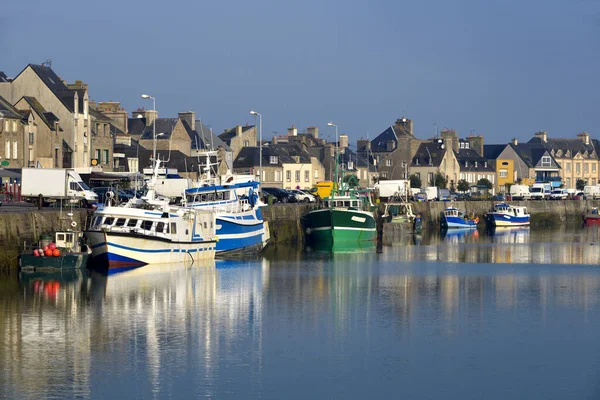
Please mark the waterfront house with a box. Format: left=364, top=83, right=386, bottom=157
left=410, top=140, right=460, bottom=188
left=13, top=96, right=63, bottom=168
left=219, top=125, right=257, bottom=160
left=0, top=95, right=26, bottom=168
left=528, top=131, right=600, bottom=189
left=89, top=108, right=114, bottom=171
left=0, top=64, right=92, bottom=168
left=484, top=144, right=517, bottom=192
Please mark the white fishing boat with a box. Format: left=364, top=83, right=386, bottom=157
left=485, top=203, right=530, bottom=227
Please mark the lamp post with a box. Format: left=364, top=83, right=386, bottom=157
left=327, top=122, right=338, bottom=185
left=250, top=110, right=262, bottom=183
left=141, top=94, right=156, bottom=165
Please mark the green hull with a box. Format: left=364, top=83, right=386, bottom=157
left=305, top=208, right=377, bottom=243
left=19, top=253, right=90, bottom=271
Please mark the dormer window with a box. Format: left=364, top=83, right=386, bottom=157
left=465, top=143, right=470, bottom=149
left=415, top=158, right=419, bottom=166
left=269, top=156, right=278, bottom=164
left=484, top=161, right=487, bottom=168
left=464, top=161, right=468, bottom=167
left=475, top=161, right=478, bottom=168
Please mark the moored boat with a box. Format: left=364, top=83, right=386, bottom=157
left=485, top=203, right=530, bottom=227
left=440, top=207, right=478, bottom=229
left=19, top=231, right=91, bottom=271
left=583, top=207, right=600, bottom=224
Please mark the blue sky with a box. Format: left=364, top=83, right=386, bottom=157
left=2, top=0, right=600, bottom=146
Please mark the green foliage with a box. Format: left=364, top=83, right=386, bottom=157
left=576, top=178, right=587, bottom=191
left=430, top=172, right=447, bottom=189
left=457, top=179, right=470, bottom=192
left=409, top=174, right=421, bottom=188
left=477, top=178, right=493, bottom=190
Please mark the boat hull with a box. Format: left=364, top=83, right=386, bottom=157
left=19, top=253, right=90, bottom=271
left=84, top=230, right=216, bottom=273
left=214, top=213, right=270, bottom=254
left=486, top=213, right=530, bottom=227
left=305, top=209, right=377, bottom=243
left=441, top=216, right=478, bottom=229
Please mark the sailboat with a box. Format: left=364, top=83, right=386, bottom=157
left=304, top=146, right=377, bottom=244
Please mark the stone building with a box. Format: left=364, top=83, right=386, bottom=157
left=0, top=95, right=26, bottom=168
left=218, top=125, right=257, bottom=159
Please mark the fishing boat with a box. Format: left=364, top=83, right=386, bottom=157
left=304, top=174, right=377, bottom=244
left=84, top=201, right=217, bottom=273
left=19, top=230, right=91, bottom=271
left=583, top=207, right=600, bottom=224
left=440, top=207, right=478, bottom=229
left=485, top=203, right=530, bottom=227
left=182, top=154, right=270, bottom=254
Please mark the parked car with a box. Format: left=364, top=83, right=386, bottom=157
left=491, top=194, right=505, bottom=201
left=92, top=187, right=134, bottom=204
left=261, top=187, right=297, bottom=203
left=289, top=189, right=316, bottom=203
left=572, top=191, right=585, bottom=200
left=413, top=192, right=427, bottom=202
left=549, top=189, right=568, bottom=200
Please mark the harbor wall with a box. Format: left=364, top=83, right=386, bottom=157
left=410, top=200, right=600, bottom=228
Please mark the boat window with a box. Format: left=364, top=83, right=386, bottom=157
left=141, top=220, right=153, bottom=230
left=216, top=192, right=223, bottom=200
left=127, top=219, right=138, bottom=227
left=204, top=222, right=207, bottom=229
left=223, top=192, right=230, bottom=200
left=207, top=194, right=214, bottom=201
left=57, top=233, right=65, bottom=241
left=344, top=201, right=350, bottom=207
left=170, top=223, right=177, bottom=234
left=65, top=233, right=74, bottom=243
left=156, top=222, right=165, bottom=233
left=115, top=218, right=126, bottom=227
left=104, top=217, right=114, bottom=225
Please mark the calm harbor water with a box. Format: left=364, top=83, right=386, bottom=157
left=2, top=225, right=600, bottom=399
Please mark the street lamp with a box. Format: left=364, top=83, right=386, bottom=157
left=250, top=110, right=262, bottom=183
left=141, top=94, right=156, bottom=165
left=327, top=122, right=338, bottom=184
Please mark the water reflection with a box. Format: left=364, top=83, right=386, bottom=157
left=2, top=228, right=600, bottom=398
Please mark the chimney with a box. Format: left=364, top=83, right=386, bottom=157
left=272, top=135, right=278, bottom=145
left=133, top=109, right=157, bottom=126
left=512, top=137, right=518, bottom=146
left=287, top=124, right=298, bottom=136
left=578, top=131, right=590, bottom=145
left=440, top=129, right=458, bottom=152
left=236, top=125, right=242, bottom=137
left=535, top=131, right=547, bottom=143
left=307, top=126, right=319, bottom=138
left=339, top=134, right=349, bottom=150
left=466, top=135, right=484, bottom=156
left=395, top=117, right=414, bottom=136
left=357, top=139, right=371, bottom=152
left=178, top=111, right=196, bottom=131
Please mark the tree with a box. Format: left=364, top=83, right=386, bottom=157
left=477, top=178, right=493, bottom=190
left=409, top=174, right=421, bottom=188
left=430, top=172, right=447, bottom=188
left=504, top=182, right=513, bottom=193
left=457, top=179, right=470, bottom=193
left=576, top=178, right=587, bottom=191
left=516, top=177, right=523, bottom=184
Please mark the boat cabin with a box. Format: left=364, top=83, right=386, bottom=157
left=54, top=231, right=84, bottom=253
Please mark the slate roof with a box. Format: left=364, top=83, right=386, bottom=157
left=455, top=148, right=495, bottom=172
left=234, top=145, right=297, bottom=169
left=370, top=127, right=397, bottom=153
left=128, top=117, right=147, bottom=135
left=139, top=118, right=179, bottom=140
left=218, top=125, right=255, bottom=145
left=0, top=95, right=24, bottom=120
left=0, top=72, right=10, bottom=82
left=411, top=141, right=446, bottom=167
left=89, top=107, right=112, bottom=122
left=23, top=64, right=83, bottom=114
left=19, top=96, right=56, bottom=131
left=182, top=120, right=230, bottom=151
left=44, top=112, right=62, bottom=131
left=483, top=144, right=506, bottom=160
left=529, top=137, right=597, bottom=159
left=271, top=143, right=312, bottom=163
left=510, top=143, right=558, bottom=169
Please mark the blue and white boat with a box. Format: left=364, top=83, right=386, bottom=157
left=183, top=181, right=270, bottom=255
left=485, top=203, right=530, bottom=227
left=440, top=207, right=478, bottom=229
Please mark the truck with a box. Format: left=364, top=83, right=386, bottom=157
left=509, top=184, right=531, bottom=200
left=374, top=180, right=410, bottom=200
left=21, top=168, right=98, bottom=205
left=583, top=185, right=600, bottom=200
left=310, top=181, right=334, bottom=199
left=530, top=183, right=551, bottom=200
left=425, top=186, right=441, bottom=201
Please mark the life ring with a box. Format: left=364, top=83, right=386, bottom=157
left=105, top=191, right=114, bottom=199
left=71, top=221, right=78, bottom=228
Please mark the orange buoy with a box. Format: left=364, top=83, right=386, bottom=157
left=44, top=249, right=53, bottom=257
left=52, top=248, right=61, bottom=257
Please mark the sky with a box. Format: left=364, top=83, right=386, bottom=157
left=2, top=0, right=600, bottom=147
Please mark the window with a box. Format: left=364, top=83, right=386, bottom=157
left=55, top=148, right=59, bottom=168
left=243, top=140, right=249, bottom=147
left=170, top=223, right=177, bottom=234
left=270, top=156, right=278, bottom=164
left=29, top=132, right=34, bottom=144
left=465, top=142, right=470, bottom=149
left=576, top=163, right=581, bottom=174
left=541, top=156, right=551, bottom=167
left=584, top=163, right=589, bottom=173
left=156, top=222, right=165, bottom=232
left=386, top=159, right=392, bottom=167
left=566, top=178, right=571, bottom=188
left=474, top=161, right=478, bottom=168
left=566, top=163, right=571, bottom=173
left=95, top=149, right=101, bottom=161
left=594, top=164, right=597, bottom=173
left=103, top=150, right=109, bottom=164
left=11, top=121, right=17, bottom=132
left=314, top=170, right=319, bottom=179
left=499, top=169, right=508, bottom=178
left=415, top=173, right=420, bottom=179
left=348, top=161, right=354, bottom=170
left=428, top=172, right=433, bottom=184
left=305, top=170, right=309, bottom=182
left=12, top=141, right=17, bottom=159
left=484, top=161, right=487, bottom=168
left=70, top=182, right=80, bottom=191
left=104, top=124, right=108, bottom=137
left=286, top=170, right=291, bottom=181
left=104, top=217, right=114, bottom=225
left=275, top=170, right=282, bottom=182
left=3, top=121, right=8, bottom=132
left=594, top=179, right=597, bottom=185
left=115, top=218, right=126, bottom=227
left=295, top=171, right=300, bottom=182
left=141, top=220, right=153, bottom=230
left=127, top=219, right=138, bottom=227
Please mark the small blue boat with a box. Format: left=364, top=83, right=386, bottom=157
left=485, top=203, right=530, bottom=227
left=440, top=207, right=478, bottom=229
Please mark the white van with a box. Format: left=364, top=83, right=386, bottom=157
left=530, top=183, right=551, bottom=200
left=509, top=184, right=531, bottom=200
left=583, top=185, right=600, bottom=200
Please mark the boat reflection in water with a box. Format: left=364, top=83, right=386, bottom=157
left=441, top=227, right=480, bottom=243
left=487, top=226, right=530, bottom=244
left=305, top=240, right=377, bottom=255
